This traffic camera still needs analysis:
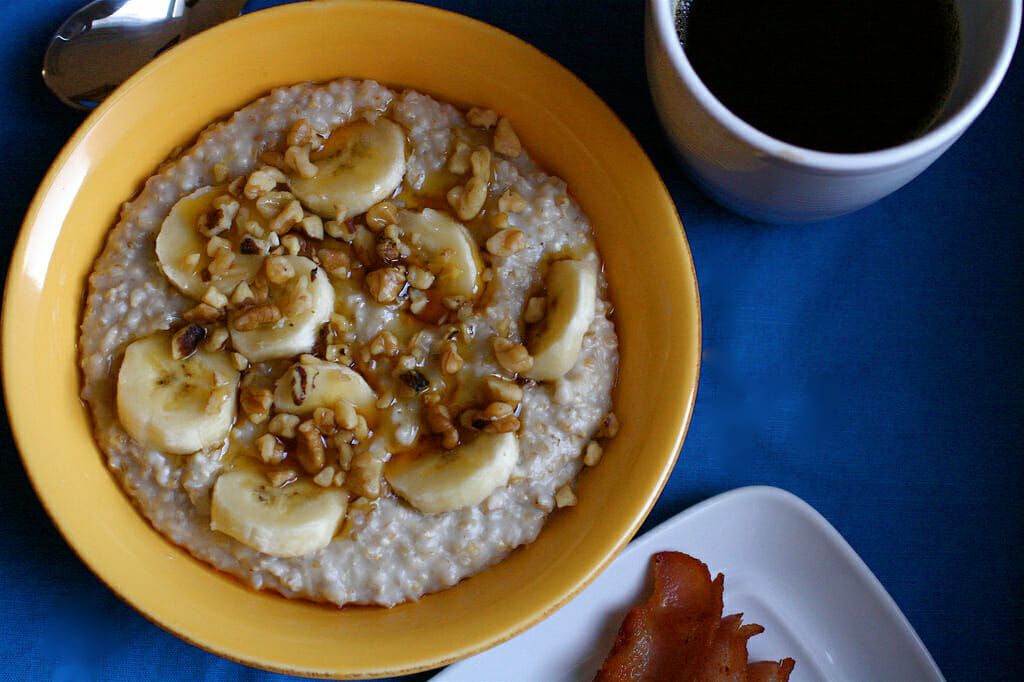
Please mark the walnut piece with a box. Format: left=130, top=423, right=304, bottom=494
left=240, top=385, right=273, bottom=424
left=492, top=337, right=533, bottom=374
left=365, top=267, right=406, bottom=304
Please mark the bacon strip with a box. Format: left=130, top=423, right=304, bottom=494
left=595, top=552, right=795, bottom=682
left=746, top=658, right=797, bottom=682
left=696, top=614, right=764, bottom=681
left=596, top=552, right=723, bottom=681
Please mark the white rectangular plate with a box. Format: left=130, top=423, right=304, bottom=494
left=433, top=486, right=942, bottom=682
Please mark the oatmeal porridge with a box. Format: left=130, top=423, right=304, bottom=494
left=79, top=79, right=619, bottom=607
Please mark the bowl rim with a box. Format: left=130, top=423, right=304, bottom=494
left=648, top=0, right=1023, bottom=173
left=3, top=1, right=701, bottom=677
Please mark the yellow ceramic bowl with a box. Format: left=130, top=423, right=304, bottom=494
left=2, top=1, right=699, bottom=677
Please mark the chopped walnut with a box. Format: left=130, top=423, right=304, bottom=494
left=285, top=145, right=318, bottom=179
left=324, top=219, right=357, bottom=241
left=498, top=188, right=527, bottom=213
left=240, top=385, right=273, bottom=424
left=243, top=165, right=286, bottom=199
left=264, top=256, right=295, bottom=284
left=479, top=401, right=514, bottom=420
left=259, top=150, right=289, bottom=172
left=524, top=296, right=546, bottom=323
left=197, top=199, right=238, bottom=238
left=448, top=140, right=473, bottom=174
left=369, top=330, right=400, bottom=357
left=483, top=375, right=524, bottom=404
left=475, top=401, right=520, bottom=434
left=365, top=267, right=406, bottom=304
left=483, top=414, right=521, bottom=434
left=171, top=324, right=206, bottom=360
left=467, top=107, right=499, bottom=129
left=281, top=233, right=303, bottom=256
left=554, top=484, right=577, bottom=508
left=376, top=235, right=405, bottom=263
left=583, top=440, right=604, bottom=466
left=269, top=199, right=304, bottom=235
left=184, top=302, right=223, bottom=324
left=325, top=344, right=350, bottom=363
left=470, top=147, right=492, bottom=179
left=375, top=390, right=395, bottom=410
left=447, top=178, right=487, bottom=222
left=230, top=352, right=249, bottom=372
left=353, top=414, right=370, bottom=441
left=328, top=312, right=352, bottom=336
left=313, top=407, right=337, bottom=434
left=317, top=247, right=351, bottom=278
left=494, top=118, right=522, bottom=158
left=286, top=118, right=313, bottom=147
left=486, top=228, right=526, bottom=257
left=296, top=420, right=326, bottom=474
left=255, top=190, right=296, bottom=219
left=447, top=146, right=491, bottom=221
left=407, top=265, right=435, bottom=290
left=268, top=468, right=299, bottom=488
left=348, top=449, right=386, bottom=498
left=201, top=286, right=229, bottom=310
left=206, top=236, right=236, bottom=277
left=268, top=413, right=300, bottom=439
left=233, top=304, right=281, bottom=331
left=492, top=337, right=533, bottom=374
left=299, top=214, right=324, bottom=240
left=256, top=433, right=287, bottom=465
left=366, top=201, right=399, bottom=232
left=440, top=343, right=464, bottom=374
left=409, top=289, right=429, bottom=315
left=313, top=465, right=336, bottom=487
left=425, top=403, right=459, bottom=449
left=490, top=211, right=510, bottom=229
left=334, top=437, right=354, bottom=471
left=335, top=400, right=358, bottom=431
left=226, top=175, right=246, bottom=197
left=204, top=325, right=229, bottom=352
left=229, top=281, right=256, bottom=308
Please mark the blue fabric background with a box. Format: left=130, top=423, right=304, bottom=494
left=1, top=1, right=1021, bottom=679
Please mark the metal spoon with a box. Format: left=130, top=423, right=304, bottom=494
left=43, top=0, right=249, bottom=109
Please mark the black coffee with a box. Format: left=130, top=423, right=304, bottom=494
left=675, top=0, right=960, bottom=153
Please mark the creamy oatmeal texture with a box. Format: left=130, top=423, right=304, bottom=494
left=80, top=79, right=618, bottom=607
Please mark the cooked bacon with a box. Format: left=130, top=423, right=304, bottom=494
left=595, top=552, right=795, bottom=682
left=696, top=614, right=763, bottom=681
left=596, top=552, right=723, bottom=681
left=746, top=658, right=796, bottom=682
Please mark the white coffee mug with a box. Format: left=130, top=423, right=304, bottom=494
left=646, top=0, right=1021, bottom=223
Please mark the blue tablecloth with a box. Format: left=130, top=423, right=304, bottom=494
left=2, top=1, right=1021, bottom=679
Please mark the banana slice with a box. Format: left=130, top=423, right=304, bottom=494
left=525, top=260, right=597, bottom=381
left=273, top=358, right=377, bottom=416
left=385, top=433, right=518, bottom=514
left=228, top=256, right=334, bottom=362
left=398, top=208, right=482, bottom=298
left=210, top=470, right=348, bottom=557
left=288, top=118, right=407, bottom=220
left=116, top=332, right=240, bottom=455
left=155, top=186, right=263, bottom=299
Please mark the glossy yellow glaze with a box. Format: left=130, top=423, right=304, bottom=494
left=1, top=1, right=700, bottom=677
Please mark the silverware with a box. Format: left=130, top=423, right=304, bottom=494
left=43, top=0, right=249, bottom=109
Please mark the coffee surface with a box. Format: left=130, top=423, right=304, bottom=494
left=676, top=0, right=960, bottom=153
